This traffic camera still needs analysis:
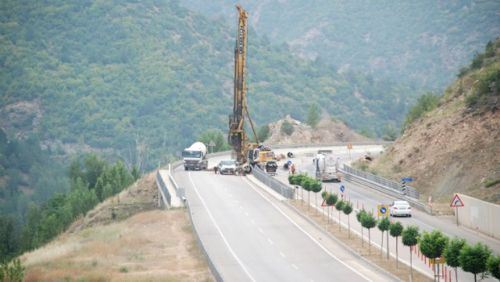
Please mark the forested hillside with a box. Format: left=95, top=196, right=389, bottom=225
left=181, top=0, right=500, bottom=89
left=0, top=129, right=68, bottom=221
left=0, top=0, right=418, bottom=171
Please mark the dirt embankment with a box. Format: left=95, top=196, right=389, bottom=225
left=266, top=115, right=372, bottom=145
left=21, top=172, right=214, bottom=282
left=364, top=74, right=500, bottom=206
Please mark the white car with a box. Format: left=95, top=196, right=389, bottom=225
left=217, top=160, right=237, bottom=175
left=389, top=200, right=412, bottom=217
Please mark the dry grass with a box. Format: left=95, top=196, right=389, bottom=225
left=290, top=200, right=432, bottom=282
left=22, top=210, right=213, bottom=282
left=20, top=171, right=214, bottom=282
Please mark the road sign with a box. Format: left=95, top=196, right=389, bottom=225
left=450, top=194, right=464, bottom=207
left=339, top=185, right=345, bottom=193
left=401, top=177, right=414, bottom=182
left=377, top=204, right=389, bottom=217
left=430, top=257, right=445, bottom=265
left=450, top=194, right=464, bottom=226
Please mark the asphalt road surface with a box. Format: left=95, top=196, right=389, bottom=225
left=273, top=145, right=500, bottom=282
left=175, top=158, right=398, bottom=282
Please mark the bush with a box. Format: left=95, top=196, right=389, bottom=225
left=403, top=92, right=441, bottom=130
left=484, top=178, right=500, bottom=188
left=307, top=103, right=321, bottom=128
left=257, top=124, right=271, bottom=142
left=466, top=68, right=500, bottom=108
left=280, top=120, right=294, bottom=136
left=0, top=259, right=24, bottom=282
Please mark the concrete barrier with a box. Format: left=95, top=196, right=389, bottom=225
left=456, top=193, right=500, bottom=240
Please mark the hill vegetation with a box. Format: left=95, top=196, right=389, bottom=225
left=361, top=39, right=500, bottom=204
left=1, top=0, right=417, bottom=173
left=0, top=153, right=138, bottom=263
left=182, top=0, right=500, bottom=89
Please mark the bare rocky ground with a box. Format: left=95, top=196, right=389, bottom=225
left=21, top=172, right=214, bottom=282
left=362, top=72, right=499, bottom=207
left=290, top=200, right=432, bottom=282
left=266, top=115, right=372, bottom=145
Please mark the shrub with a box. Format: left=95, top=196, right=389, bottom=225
left=280, top=120, right=294, bottom=136
left=257, top=124, right=271, bottom=142
left=403, top=92, right=441, bottom=130
left=307, top=103, right=321, bottom=128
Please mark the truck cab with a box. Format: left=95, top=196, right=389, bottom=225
left=182, top=142, right=208, bottom=170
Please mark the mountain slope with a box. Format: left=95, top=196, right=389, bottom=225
left=364, top=40, right=500, bottom=204
left=265, top=115, right=371, bottom=145
left=181, top=0, right=500, bottom=89
left=20, top=172, right=213, bottom=281
left=0, top=0, right=416, bottom=170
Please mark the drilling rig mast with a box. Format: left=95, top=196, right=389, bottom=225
left=228, top=5, right=260, bottom=166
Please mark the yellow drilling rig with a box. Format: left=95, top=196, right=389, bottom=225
left=228, top=5, right=275, bottom=173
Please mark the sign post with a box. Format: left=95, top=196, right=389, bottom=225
left=450, top=194, right=464, bottom=226
left=347, top=143, right=352, bottom=160
left=208, top=140, right=216, bottom=154
left=377, top=204, right=389, bottom=218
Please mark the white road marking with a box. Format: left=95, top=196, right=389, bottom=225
left=188, top=173, right=256, bottom=282
left=267, top=238, right=274, bottom=245
left=245, top=212, right=249, bottom=216
left=243, top=177, right=372, bottom=282
left=292, top=264, right=299, bottom=270
left=251, top=219, right=256, bottom=224
left=258, top=227, right=264, bottom=234
left=280, top=251, right=286, bottom=258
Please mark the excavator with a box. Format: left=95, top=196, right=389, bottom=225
left=228, top=5, right=274, bottom=173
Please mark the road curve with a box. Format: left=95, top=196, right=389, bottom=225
left=175, top=161, right=397, bottom=282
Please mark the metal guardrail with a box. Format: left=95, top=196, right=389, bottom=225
left=341, top=165, right=429, bottom=213
left=252, top=166, right=295, bottom=199
left=342, top=165, right=420, bottom=199
left=185, top=200, right=223, bottom=282
left=269, top=141, right=393, bottom=149
left=155, top=170, right=171, bottom=208
left=169, top=160, right=222, bottom=281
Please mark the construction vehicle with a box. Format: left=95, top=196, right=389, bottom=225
left=313, top=150, right=341, bottom=182
left=228, top=5, right=274, bottom=173
left=182, top=142, right=208, bottom=170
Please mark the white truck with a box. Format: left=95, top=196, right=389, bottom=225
left=182, top=142, right=208, bottom=171
left=313, top=150, right=341, bottom=182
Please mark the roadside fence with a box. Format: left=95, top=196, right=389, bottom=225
left=253, top=165, right=295, bottom=199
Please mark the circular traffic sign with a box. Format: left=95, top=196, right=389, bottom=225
left=380, top=207, right=387, bottom=214
left=340, top=185, right=345, bottom=193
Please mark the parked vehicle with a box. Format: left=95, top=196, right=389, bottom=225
left=313, top=151, right=341, bottom=182
left=265, top=160, right=278, bottom=175
left=182, top=142, right=208, bottom=170
left=217, top=160, right=238, bottom=175
left=389, top=200, right=412, bottom=217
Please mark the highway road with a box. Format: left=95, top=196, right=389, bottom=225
left=272, top=145, right=500, bottom=282
left=173, top=145, right=499, bottom=281
left=175, top=156, right=398, bottom=282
